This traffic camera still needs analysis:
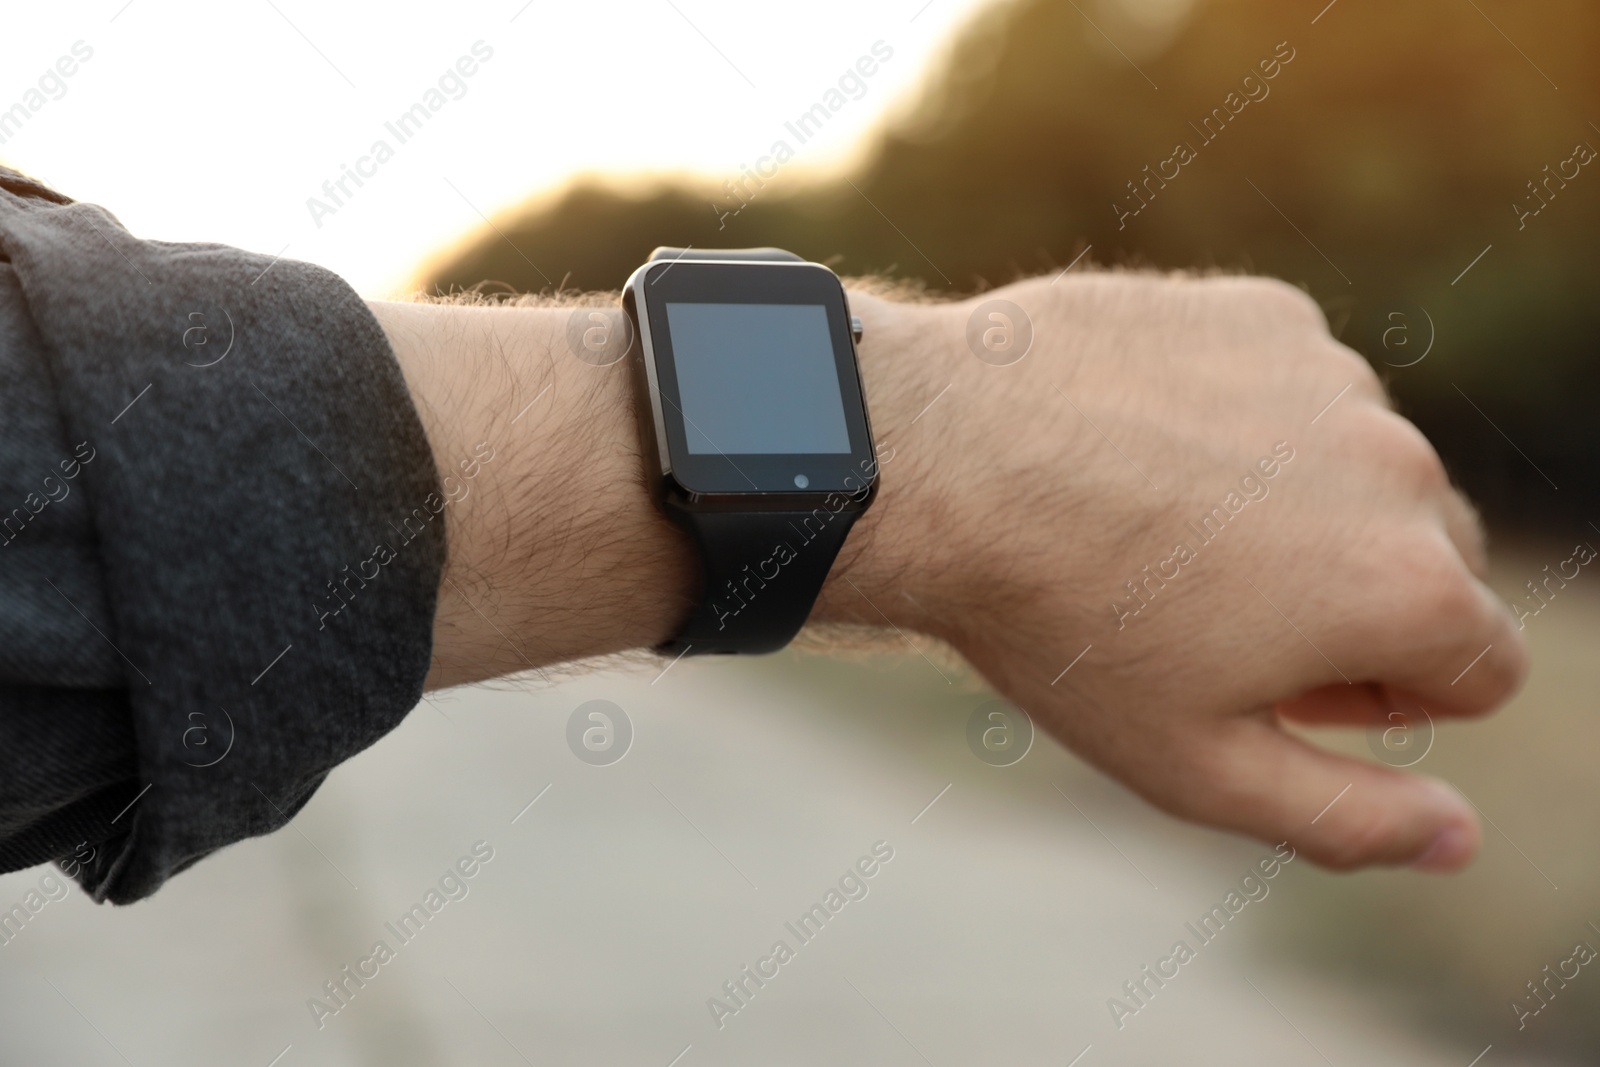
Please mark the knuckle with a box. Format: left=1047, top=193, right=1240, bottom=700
left=1455, top=609, right=1530, bottom=712
left=1250, top=277, right=1329, bottom=333
left=1335, top=407, right=1444, bottom=499
left=1185, top=276, right=1334, bottom=351
left=1493, top=628, right=1533, bottom=700
left=1323, top=341, right=1386, bottom=401
left=1447, top=494, right=1491, bottom=576
left=1387, top=534, right=1481, bottom=638
left=1377, top=413, right=1450, bottom=497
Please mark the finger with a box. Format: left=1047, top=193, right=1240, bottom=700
left=1166, top=715, right=1479, bottom=872
left=1333, top=527, right=1529, bottom=718
left=1438, top=490, right=1489, bottom=580
left=1377, top=566, right=1527, bottom=718
left=1275, top=682, right=1386, bottom=726
left=1276, top=682, right=1454, bottom=728
left=1374, top=408, right=1490, bottom=581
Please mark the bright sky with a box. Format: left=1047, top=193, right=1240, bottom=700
left=0, top=0, right=991, bottom=295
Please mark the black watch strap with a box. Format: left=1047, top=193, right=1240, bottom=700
left=660, top=505, right=861, bottom=656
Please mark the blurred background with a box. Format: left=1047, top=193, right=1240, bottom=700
left=2, top=0, right=1598, bottom=1063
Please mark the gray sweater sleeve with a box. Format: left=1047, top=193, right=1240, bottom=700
left=0, top=167, right=446, bottom=903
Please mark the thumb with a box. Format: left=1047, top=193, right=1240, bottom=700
left=1170, top=714, right=1479, bottom=872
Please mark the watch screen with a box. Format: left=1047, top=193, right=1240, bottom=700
left=664, top=302, right=852, bottom=455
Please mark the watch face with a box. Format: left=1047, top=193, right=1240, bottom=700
left=635, top=261, right=878, bottom=502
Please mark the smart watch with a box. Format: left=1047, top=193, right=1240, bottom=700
left=623, top=247, right=879, bottom=656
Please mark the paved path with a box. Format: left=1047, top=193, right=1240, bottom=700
left=0, top=651, right=1577, bottom=1066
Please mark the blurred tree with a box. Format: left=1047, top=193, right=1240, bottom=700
left=424, top=0, right=1600, bottom=529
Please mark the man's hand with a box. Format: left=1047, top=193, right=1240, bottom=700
left=373, top=272, right=1527, bottom=875
left=819, top=274, right=1528, bottom=873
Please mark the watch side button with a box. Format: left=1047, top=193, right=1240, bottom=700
left=850, top=315, right=864, bottom=343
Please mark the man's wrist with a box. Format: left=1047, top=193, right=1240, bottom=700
left=810, top=293, right=960, bottom=644
left=370, top=299, right=696, bottom=687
